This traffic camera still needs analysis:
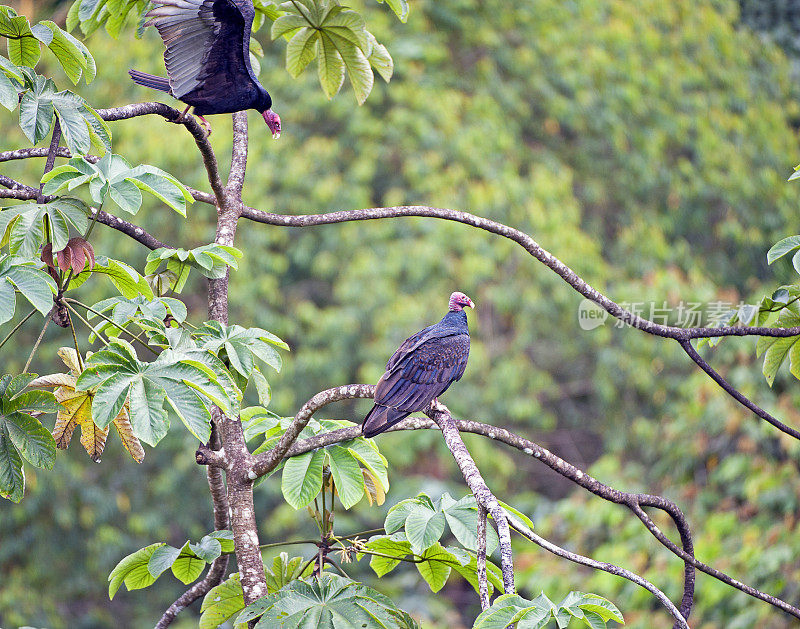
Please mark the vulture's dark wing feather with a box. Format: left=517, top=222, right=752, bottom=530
left=145, top=0, right=257, bottom=101
left=374, top=334, right=470, bottom=412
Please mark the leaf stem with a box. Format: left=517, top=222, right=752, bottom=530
left=64, top=298, right=158, bottom=356
left=0, top=308, right=37, bottom=350
left=63, top=301, right=109, bottom=347
left=23, top=311, right=52, bottom=373
left=66, top=309, right=84, bottom=371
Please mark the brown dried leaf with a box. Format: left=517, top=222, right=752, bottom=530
left=113, top=402, right=144, bottom=463
left=56, top=246, right=72, bottom=273
left=52, top=411, right=77, bottom=450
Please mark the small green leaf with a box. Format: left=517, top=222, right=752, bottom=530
left=405, top=503, right=445, bottom=554
left=200, top=573, right=245, bottom=629
left=108, top=543, right=164, bottom=599
left=327, top=444, right=365, bottom=509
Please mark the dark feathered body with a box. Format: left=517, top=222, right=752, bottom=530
left=130, top=0, right=271, bottom=115
left=363, top=310, right=471, bottom=438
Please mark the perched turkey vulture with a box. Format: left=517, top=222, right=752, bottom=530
left=129, top=0, right=281, bottom=138
left=362, top=292, right=474, bottom=438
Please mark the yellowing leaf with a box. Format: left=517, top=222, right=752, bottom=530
left=362, top=468, right=385, bottom=506
left=113, top=402, right=144, bottom=464
left=31, top=348, right=144, bottom=463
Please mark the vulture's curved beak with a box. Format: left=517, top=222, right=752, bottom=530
left=466, top=298, right=475, bottom=309
left=263, top=110, right=281, bottom=139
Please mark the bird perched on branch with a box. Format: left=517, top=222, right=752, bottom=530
left=129, top=0, right=281, bottom=138
left=362, top=292, right=474, bottom=438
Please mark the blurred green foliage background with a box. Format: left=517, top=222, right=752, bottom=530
left=2, top=0, right=800, bottom=627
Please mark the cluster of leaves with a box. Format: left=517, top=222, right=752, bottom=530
left=0, top=197, right=89, bottom=259
left=0, top=6, right=95, bottom=83
left=32, top=347, right=144, bottom=463
left=271, top=0, right=394, bottom=104
left=65, top=0, right=403, bottom=104
left=474, top=592, right=624, bottom=629
left=0, top=67, right=109, bottom=156
left=0, top=374, right=60, bottom=502
left=144, top=244, right=242, bottom=294
left=108, top=529, right=235, bottom=597
left=244, top=411, right=388, bottom=508
left=42, top=153, right=193, bottom=216
left=199, top=554, right=317, bottom=629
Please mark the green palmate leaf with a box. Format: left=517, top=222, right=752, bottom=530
left=281, top=448, right=324, bottom=509
left=474, top=591, right=624, bottom=629
left=41, top=154, right=191, bottom=214
left=108, top=543, right=163, bottom=599
left=404, top=503, right=446, bottom=554
left=76, top=340, right=237, bottom=445
left=0, top=198, right=89, bottom=258
left=346, top=438, right=388, bottom=491
left=327, top=444, right=365, bottom=509
left=200, top=573, right=245, bottom=629
left=37, top=20, right=88, bottom=84
left=208, top=529, right=235, bottom=554
left=416, top=543, right=452, bottom=593
left=236, top=573, right=416, bottom=629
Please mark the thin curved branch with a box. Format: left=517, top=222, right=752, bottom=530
left=505, top=513, right=690, bottom=629
left=240, top=205, right=800, bottom=341
left=155, top=555, right=229, bottom=629
left=89, top=207, right=168, bottom=250
left=678, top=339, right=800, bottom=439
left=0, top=174, right=37, bottom=196
left=97, top=102, right=225, bottom=205
left=257, top=384, right=800, bottom=621
left=428, top=402, right=516, bottom=594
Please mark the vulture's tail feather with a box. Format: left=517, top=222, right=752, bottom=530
left=362, top=405, right=410, bottom=438
left=129, top=69, right=171, bottom=93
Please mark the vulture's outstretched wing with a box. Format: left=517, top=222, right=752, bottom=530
left=145, top=0, right=257, bottom=99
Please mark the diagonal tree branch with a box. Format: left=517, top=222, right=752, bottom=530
left=427, top=401, right=516, bottom=594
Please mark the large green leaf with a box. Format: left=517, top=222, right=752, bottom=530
left=236, top=573, right=416, bottom=628
left=0, top=198, right=89, bottom=258
left=281, top=448, right=324, bottom=509
left=473, top=592, right=624, bottom=629
left=108, top=543, right=163, bottom=599
left=0, top=256, right=57, bottom=322
left=76, top=340, right=238, bottom=445
left=0, top=425, right=24, bottom=502
left=415, top=543, right=451, bottom=593
left=440, top=493, right=499, bottom=554
left=327, top=444, right=365, bottom=509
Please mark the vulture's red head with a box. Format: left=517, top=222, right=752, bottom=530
left=449, top=291, right=475, bottom=312
left=263, top=110, right=281, bottom=139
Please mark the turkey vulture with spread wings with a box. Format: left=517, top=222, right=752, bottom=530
left=129, top=0, right=281, bottom=137
left=362, top=292, right=474, bottom=438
